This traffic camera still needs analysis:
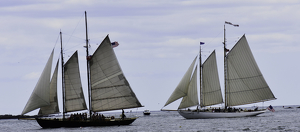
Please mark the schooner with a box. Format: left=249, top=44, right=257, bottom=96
left=162, top=22, right=276, bottom=119
left=21, top=12, right=143, bottom=128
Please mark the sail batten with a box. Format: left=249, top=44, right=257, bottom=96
left=90, top=35, right=142, bottom=112
left=22, top=50, right=54, bottom=115
left=64, top=51, right=87, bottom=112
left=225, top=35, right=276, bottom=107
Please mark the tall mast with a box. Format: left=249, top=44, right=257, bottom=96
left=223, top=21, right=238, bottom=109
left=223, top=24, right=227, bottom=109
left=199, top=44, right=203, bottom=107
left=60, top=31, right=66, bottom=120
left=85, top=11, right=92, bottom=117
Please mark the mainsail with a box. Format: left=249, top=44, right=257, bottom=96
left=201, top=50, right=223, bottom=107
left=22, top=50, right=54, bottom=115
left=38, top=60, right=60, bottom=115
left=64, top=51, right=87, bottom=112
left=164, top=57, right=197, bottom=107
left=225, top=35, right=276, bottom=107
left=178, top=66, right=199, bottom=109
left=90, top=35, right=142, bottom=112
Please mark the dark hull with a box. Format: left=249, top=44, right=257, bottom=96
left=143, top=113, right=150, bottom=115
left=36, top=118, right=137, bottom=128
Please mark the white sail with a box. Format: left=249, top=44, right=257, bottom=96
left=90, top=35, right=142, bottom=112
left=178, top=66, right=199, bottom=109
left=164, top=56, right=197, bottom=107
left=64, top=51, right=87, bottom=112
left=225, top=35, right=276, bottom=107
left=39, top=60, right=60, bottom=115
left=201, top=50, right=223, bottom=107
left=21, top=50, right=54, bottom=115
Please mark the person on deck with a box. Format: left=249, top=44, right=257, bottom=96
left=121, top=109, right=126, bottom=120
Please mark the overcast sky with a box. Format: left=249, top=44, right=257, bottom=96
left=1, top=0, right=299, bottom=115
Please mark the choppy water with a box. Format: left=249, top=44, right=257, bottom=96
left=1, top=106, right=300, bottom=132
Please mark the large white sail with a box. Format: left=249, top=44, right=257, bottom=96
left=64, top=51, right=87, bottom=112
left=21, top=50, right=54, bottom=115
left=225, top=35, right=276, bottom=106
left=90, top=35, right=142, bottom=112
left=38, top=60, right=60, bottom=115
left=164, top=56, right=197, bottom=107
left=201, top=50, right=223, bottom=107
left=178, top=66, right=199, bottom=109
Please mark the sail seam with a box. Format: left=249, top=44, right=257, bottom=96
left=228, top=75, right=262, bottom=80
left=92, top=95, right=133, bottom=101
left=203, top=89, right=222, bottom=94
left=91, top=71, right=123, bottom=87
left=227, top=86, right=269, bottom=94
left=92, top=84, right=127, bottom=90
left=65, top=97, right=84, bottom=101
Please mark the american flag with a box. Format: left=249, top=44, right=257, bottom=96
left=111, top=41, right=119, bottom=48
left=267, top=105, right=275, bottom=112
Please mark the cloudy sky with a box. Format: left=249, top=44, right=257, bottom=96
left=1, top=0, right=299, bottom=115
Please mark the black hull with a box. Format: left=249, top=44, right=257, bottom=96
left=143, top=113, right=150, bottom=115
left=36, top=118, right=137, bottom=128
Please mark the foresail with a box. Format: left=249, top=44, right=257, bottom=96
left=178, top=66, right=199, bottom=109
left=90, top=35, right=142, bottom=112
left=164, top=56, right=197, bottom=107
left=39, top=60, right=60, bottom=115
left=201, top=50, right=223, bottom=107
left=21, top=50, right=54, bottom=115
left=64, top=51, right=87, bottom=112
left=225, top=35, right=276, bottom=107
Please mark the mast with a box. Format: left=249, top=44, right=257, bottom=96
left=60, top=31, right=66, bottom=120
left=223, top=21, right=238, bottom=108
left=223, top=24, right=227, bottom=109
left=85, top=11, right=92, bottom=117
left=199, top=44, right=203, bottom=107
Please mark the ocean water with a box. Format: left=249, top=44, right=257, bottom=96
left=1, top=106, right=300, bottom=132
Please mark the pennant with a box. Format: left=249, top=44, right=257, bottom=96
left=225, top=21, right=239, bottom=27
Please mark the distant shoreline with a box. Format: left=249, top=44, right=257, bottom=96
left=0, top=115, right=41, bottom=120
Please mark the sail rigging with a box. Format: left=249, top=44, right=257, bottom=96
left=178, top=66, right=199, bottom=109
left=164, top=48, right=222, bottom=109
left=64, top=51, right=87, bottom=112
left=165, top=22, right=276, bottom=119
left=38, top=60, right=60, bottom=115
left=225, top=35, right=276, bottom=107
left=21, top=50, right=54, bottom=115
left=163, top=35, right=276, bottom=110
left=164, top=57, right=197, bottom=107
left=21, top=12, right=143, bottom=128
left=201, top=50, right=223, bottom=107
left=90, top=35, right=142, bottom=112
left=22, top=35, right=142, bottom=115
